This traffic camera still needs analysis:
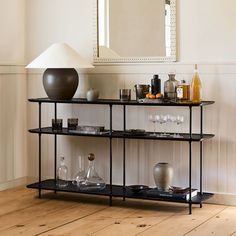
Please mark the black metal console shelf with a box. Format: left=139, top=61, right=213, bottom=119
left=29, top=127, right=214, bottom=142
left=27, top=98, right=215, bottom=214
left=28, top=180, right=213, bottom=204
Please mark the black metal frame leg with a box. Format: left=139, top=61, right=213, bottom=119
left=200, top=106, right=203, bottom=208
left=109, top=105, right=113, bottom=206
left=54, top=103, right=57, bottom=193
left=189, top=106, right=192, bottom=214
left=38, top=102, right=42, bottom=198
left=123, top=105, right=126, bottom=201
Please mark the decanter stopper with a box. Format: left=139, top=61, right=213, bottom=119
left=88, top=153, right=95, bottom=161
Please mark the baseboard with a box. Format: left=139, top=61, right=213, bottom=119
left=0, top=177, right=28, bottom=191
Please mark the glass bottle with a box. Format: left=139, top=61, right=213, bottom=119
left=79, top=153, right=106, bottom=191
left=176, top=80, right=190, bottom=101
left=56, top=156, right=68, bottom=188
left=191, top=64, right=202, bottom=103
left=164, top=73, right=179, bottom=100
left=72, top=155, right=85, bottom=187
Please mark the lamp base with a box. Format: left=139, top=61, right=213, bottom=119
left=43, top=68, right=78, bottom=100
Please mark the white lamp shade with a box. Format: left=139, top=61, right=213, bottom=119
left=26, top=43, right=94, bottom=69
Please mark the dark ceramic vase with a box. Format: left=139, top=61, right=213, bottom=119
left=43, top=68, right=78, bottom=100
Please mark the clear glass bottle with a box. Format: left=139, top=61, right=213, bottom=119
left=56, top=156, right=68, bottom=188
left=72, top=155, right=85, bottom=187
left=79, top=153, right=106, bottom=191
left=191, top=64, right=202, bottom=103
left=176, top=80, right=190, bottom=101
left=164, top=73, right=179, bottom=100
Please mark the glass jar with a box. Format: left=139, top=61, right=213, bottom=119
left=56, top=156, right=68, bottom=188
left=176, top=80, right=190, bottom=101
left=164, top=73, right=179, bottom=100
left=79, top=153, right=106, bottom=191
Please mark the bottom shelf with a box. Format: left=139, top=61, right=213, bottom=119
left=27, top=179, right=213, bottom=204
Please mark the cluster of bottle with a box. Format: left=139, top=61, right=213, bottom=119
left=56, top=153, right=106, bottom=191
left=163, top=64, right=202, bottom=103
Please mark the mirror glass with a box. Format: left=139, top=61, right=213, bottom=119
left=94, top=0, right=176, bottom=63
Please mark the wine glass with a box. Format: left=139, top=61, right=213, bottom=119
left=169, top=115, right=177, bottom=137
left=159, top=114, right=168, bottom=136
left=175, top=115, right=184, bottom=137
left=165, top=114, right=173, bottom=136
left=148, top=114, right=157, bottom=136
left=155, top=115, right=160, bottom=136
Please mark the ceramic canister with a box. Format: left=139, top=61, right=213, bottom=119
left=86, top=88, right=99, bottom=101
left=153, top=162, right=173, bottom=191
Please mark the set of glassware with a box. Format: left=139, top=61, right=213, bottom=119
left=148, top=114, right=184, bottom=138
left=56, top=153, right=106, bottom=191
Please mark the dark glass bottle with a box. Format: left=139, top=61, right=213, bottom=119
left=151, top=74, right=161, bottom=95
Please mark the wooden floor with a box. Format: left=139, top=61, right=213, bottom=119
left=0, top=187, right=235, bottom=236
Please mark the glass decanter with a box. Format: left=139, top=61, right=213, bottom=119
left=79, top=153, right=106, bottom=191
left=164, top=73, right=179, bottom=100
left=56, top=156, right=68, bottom=188
left=72, top=155, right=85, bottom=186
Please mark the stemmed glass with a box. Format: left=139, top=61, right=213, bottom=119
left=158, top=115, right=168, bottom=136
left=169, top=115, right=177, bottom=137
left=148, top=114, right=157, bottom=136
left=174, top=115, right=184, bottom=138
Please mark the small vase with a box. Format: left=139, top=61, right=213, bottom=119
left=86, top=88, right=99, bottom=101
left=153, top=162, right=173, bottom=191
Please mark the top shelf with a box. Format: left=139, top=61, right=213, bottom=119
left=28, top=98, right=215, bottom=107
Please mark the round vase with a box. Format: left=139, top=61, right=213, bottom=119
left=43, top=68, right=78, bottom=100
left=86, top=88, right=99, bottom=101
left=153, top=162, right=173, bottom=191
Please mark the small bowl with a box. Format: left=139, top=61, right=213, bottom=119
left=127, top=185, right=149, bottom=193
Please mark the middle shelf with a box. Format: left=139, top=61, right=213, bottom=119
left=29, top=127, right=214, bottom=142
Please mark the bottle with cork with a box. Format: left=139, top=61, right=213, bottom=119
left=191, top=64, right=202, bottom=103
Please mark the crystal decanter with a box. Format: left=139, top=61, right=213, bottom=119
left=79, top=153, right=106, bottom=191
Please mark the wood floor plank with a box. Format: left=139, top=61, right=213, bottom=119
left=0, top=192, right=108, bottom=236
left=39, top=201, right=186, bottom=236
left=185, top=206, right=236, bottom=236
left=39, top=203, right=141, bottom=236
left=138, top=204, right=226, bottom=236
left=0, top=188, right=48, bottom=216
left=0, top=187, right=234, bottom=236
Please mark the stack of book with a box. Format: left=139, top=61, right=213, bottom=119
left=147, top=187, right=198, bottom=201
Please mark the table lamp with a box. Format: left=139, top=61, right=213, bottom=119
left=26, top=43, right=94, bottom=100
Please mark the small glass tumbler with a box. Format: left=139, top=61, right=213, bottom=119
left=67, top=118, right=78, bottom=130
left=52, top=119, right=63, bottom=131
left=119, top=89, right=131, bottom=101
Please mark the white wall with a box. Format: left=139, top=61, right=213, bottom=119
left=26, top=0, right=236, bottom=202
left=0, top=0, right=25, bottom=64
left=178, top=0, right=236, bottom=62
left=0, top=0, right=27, bottom=189
left=26, top=0, right=93, bottom=64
